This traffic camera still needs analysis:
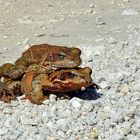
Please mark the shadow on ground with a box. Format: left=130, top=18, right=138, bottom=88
left=70, top=87, right=102, bottom=100
left=45, top=87, right=102, bottom=101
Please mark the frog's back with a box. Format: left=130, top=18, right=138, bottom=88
left=22, top=44, right=81, bottom=68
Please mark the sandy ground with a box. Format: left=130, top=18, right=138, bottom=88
left=0, top=0, right=140, bottom=139
left=0, top=0, right=140, bottom=64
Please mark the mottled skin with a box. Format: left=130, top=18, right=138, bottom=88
left=0, top=44, right=82, bottom=103
left=22, top=44, right=81, bottom=68
left=21, top=70, right=49, bottom=104
left=0, top=44, right=81, bottom=80
left=0, top=81, right=16, bottom=103
left=43, top=67, right=93, bottom=92
left=21, top=67, right=99, bottom=104
left=0, top=43, right=99, bottom=104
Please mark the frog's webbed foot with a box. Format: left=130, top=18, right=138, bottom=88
left=21, top=95, right=43, bottom=105
left=21, top=93, right=48, bottom=105
left=90, top=83, right=101, bottom=90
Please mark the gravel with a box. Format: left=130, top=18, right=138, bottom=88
left=0, top=0, right=140, bottom=140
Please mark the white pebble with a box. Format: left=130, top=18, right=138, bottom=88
left=0, top=127, right=8, bottom=135
left=71, top=98, right=82, bottom=109
left=3, top=47, right=8, bottom=50
left=122, top=9, right=138, bottom=15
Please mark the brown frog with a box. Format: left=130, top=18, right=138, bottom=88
left=21, top=67, right=100, bottom=104
left=0, top=43, right=82, bottom=103
left=0, top=44, right=81, bottom=80
left=0, top=43, right=100, bottom=104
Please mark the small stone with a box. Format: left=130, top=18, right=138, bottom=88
left=34, top=33, right=46, bottom=37
left=4, top=119, right=11, bottom=127
left=120, top=83, right=129, bottom=95
left=57, top=130, right=66, bottom=138
left=123, top=109, right=135, bottom=121
left=50, top=106, right=57, bottom=117
left=108, top=37, right=117, bottom=44
left=96, top=16, right=106, bottom=25
left=122, top=9, right=138, bottom=16
left=56, top=119, right=69, bottom=131
left=49, top=94, right=57, bottom=101
left=126, top=134, right=139, bottom=140
left=42, top=99, right=50, bottom=105
left=124, top=116, right=133, bottom=121
left=58, top=109, right=71, bottom=118
left=90, top=128, right=98, bottom=139
left=70, top=98, right=82, bottom=109
left=20, top=115, right=38, bottom=125
left=133, top=80, right=140, bottom=92
left=42, top=111, right=48, bottom=117
left=49, top=19, right=58, bottom=23
left=99, top=81, right=108, bottom=89
left=3, top=36, right=8, bottom=39
left=59, top=18, right=65, bottom=22
left=107, top=71, right=131, bottom=82
left=135, top=38, right=140, bottom=46
left=89, top=4, right=95, bottom=8
left=105, top=133, right=125, bottom=140
left=0, top=127, right=8, bottom=135
left=109, top=110, right=123, bottom=123
left=24, top=126, right=38, bottom=137
left=3, top=47, right=8, bottom=50
left=47, top=121, right=56, bottom=129
left=130, top=92, right=139, bottom=102
left=82, top=101, right=94, bottom=112
left=119, top=121, right=131, bottom=136
left=72, top=110, right=80, bottom=119
left=17, top=42, right=21, bottom=45
left=131, top=123, right=140, bottom=134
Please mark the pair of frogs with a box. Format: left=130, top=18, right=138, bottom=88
left=0, top=44, right=99, bottom=104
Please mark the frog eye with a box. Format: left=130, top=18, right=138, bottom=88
left=68, top=72, right=77, bottom=78
left=57, top=52, right=66, bottom=60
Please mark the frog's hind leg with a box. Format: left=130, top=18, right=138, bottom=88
left=0, top=58, right=29, bottom=80
left=0, top=81, right=16, bottom=103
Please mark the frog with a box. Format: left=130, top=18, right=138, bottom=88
left=0, top=43, right=81, bottom=80
left=21, top=67, right=100, bottom=104
left=0, top=43, right=82, bottom=103
left=0, top=43, right=100, bottom=104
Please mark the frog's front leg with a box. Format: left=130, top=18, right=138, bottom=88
left=21, top=71, right=49, bottom=104
left=0, top=57, right=29, bottom=80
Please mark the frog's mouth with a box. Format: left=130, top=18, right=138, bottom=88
left=43, top=60, right=81, bottom=69
left=42, top=47, right=81, bottom=68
